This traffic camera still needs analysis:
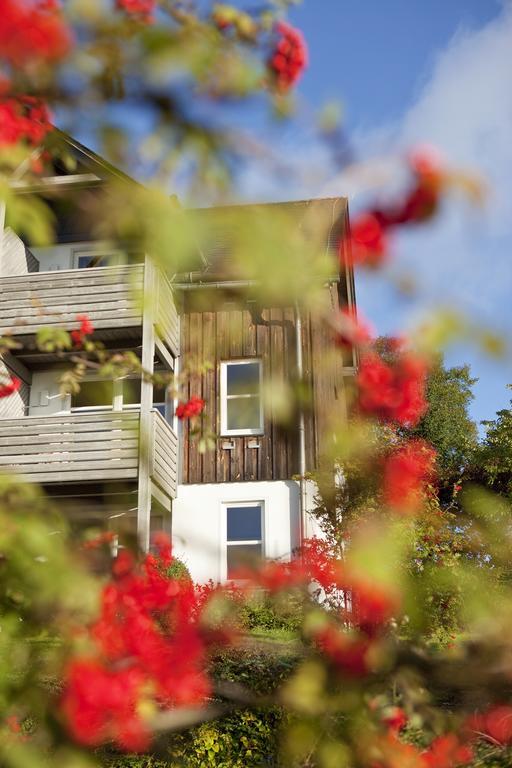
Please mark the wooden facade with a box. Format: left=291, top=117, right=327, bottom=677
left=180, top=281, right=349, bottom=485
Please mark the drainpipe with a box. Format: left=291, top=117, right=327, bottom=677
left=294, top=302, right=307, bottom=551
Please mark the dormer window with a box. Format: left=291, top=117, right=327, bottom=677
left=220, top=360, right=263, bottom=436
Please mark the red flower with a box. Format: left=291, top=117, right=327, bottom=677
left=0, top=96, right=52, bottom=147
left=268, top=22, right=308, bottom=91
left=116, top=0, right=156, bottom=23
left=453, top=483, right=462, bottom=494
left=61, top=544, right=216, bottom=751
left=357, top=350, right=428, bottom=427
left=349, top=577, right=400, bottom=636
left=468, top=706, right=512, bottom=745
left=346, top=212, right=389, bottom=268
left=61, top=659, right=150, bottom=752
left=423, top=734, right=473, bottom=768
left=334, top=308, right=373, bottom=349
left=383, top=707, right=408, bottom=733
left=71, top=313, right=94, bottom=346
left=175, top=395, right=205, bottom=420
left=383, top=440, right=437, bottom=514
left=0, top=376, right=21, bottom=399
left=314, top=625, right=370, bottom=677
left=0, top=0, right=71, bottom=68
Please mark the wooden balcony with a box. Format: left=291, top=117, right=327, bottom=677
left=0, top=262, right=179, bottom=357
left=0, top=410, right=178, bottom=498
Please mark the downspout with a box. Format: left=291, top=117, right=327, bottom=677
left=294, top=302, right=307, bottom=551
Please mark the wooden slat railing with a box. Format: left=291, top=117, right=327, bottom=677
left=150, top=410, right=178, bottom=499
left=156, top=271, right=180, bottom=357
left=0, top=264, right=145, bottom=337
left=0, top=411, right=140, bottom=484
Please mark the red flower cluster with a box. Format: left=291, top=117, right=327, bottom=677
left=0, top=0, right=71, bottom=68
left=0, top=376, right=21, bottom=399
left=0, top=96, right=52, bottom=147
left=61, top=535, right=213, bottom=751
left=371, top=731, right=472, bottom=768
left=348, top=212, right=389, bottom=268
left=382, top=706, right=408, bottom=733
left=116, top=0, right=156, bottom=23
left=175, top=395, right=205, bottom=420
left=423, top=734, right=473, bottom=768
left=268, top=22, right=308, bottom=91
left=357, top=350, right=428, bottom=427
left=467, top=705, right=512, bottom=745
left=334, top=308, right=373, bottom=349
left=232, top=538, right=399, bottom=678
left=314, top=625, right=370, bottom=677
left=383, top=440, right=437, bottom=514
left=342, top=147, right=446, bottom=268
left=70, top=314, right=94, bottom=347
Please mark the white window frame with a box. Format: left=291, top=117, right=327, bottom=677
left=221, top=500, right=265, bottom=582
left=220, top=359, right=263, bottom=437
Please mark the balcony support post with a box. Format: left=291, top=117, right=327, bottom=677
left=137, top=256, right=156, bottom=552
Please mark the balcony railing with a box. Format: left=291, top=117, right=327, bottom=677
left=0, top=409, right=178, bottom=498
left=0, top=262, right=179, bottom=357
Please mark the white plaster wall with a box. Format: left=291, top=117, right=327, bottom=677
left=31, top=241, right=119, bottom=272
left=30, top=243, right=74, bottom=272
left=172, top=481, right=301, bottom=584
left=29, top=370, right=69, bottom=416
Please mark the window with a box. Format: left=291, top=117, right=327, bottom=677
left=75, top=252, right=123, bottom=269
left=152, top=382, right=170, bottom=420
left=225, top=502, right=264, bottom=579
left=71, top=380, right=113, bottom=410
left=220, top=360, right=263, bottom=436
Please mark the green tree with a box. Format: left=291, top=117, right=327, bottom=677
left=474, top=386, right=512, bottom=497
left=376, top=339, right=478, bottom=488
left=410, top=356, right=478, bottom=486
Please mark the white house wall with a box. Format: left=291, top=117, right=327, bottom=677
left=30, top=242, right=118, bottom=272
left=171, top=480, right=328, bottom=584
left=29, top=370, right=69, bottom=416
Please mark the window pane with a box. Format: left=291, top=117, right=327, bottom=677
left=72, top=381, right=112, bottom=408
left=77, top=254, right=119, bottom=269
left=227, top=505, right=262, bottom=542
left=227, top=544, right=262, bottom=578
left=227, top=396, right=261, bottom=431
left=226, top=362, right=260, bottom=396
left=153, top=383, right=167, bottom=405
left=123, top=379, right=141, bottom=405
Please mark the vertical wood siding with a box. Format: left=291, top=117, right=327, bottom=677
left=180, top=283, right=346, bottom=484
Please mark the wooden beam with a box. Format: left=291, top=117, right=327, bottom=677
left=154, top=336, right=175, bottom=371
left=137, top=257, right=156, bottom=552
left=2, top=352, right=32, bottom=384
left=150, top=480, right=172, bottom=512
left=10, top=173, right=102, bottom=193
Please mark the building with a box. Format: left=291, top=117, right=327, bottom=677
left=0, top=135, right=356, bottom=583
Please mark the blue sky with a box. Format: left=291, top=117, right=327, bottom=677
left=235, top=0, right=512, bottom=430
left=68, top=0, right=511, bottom=429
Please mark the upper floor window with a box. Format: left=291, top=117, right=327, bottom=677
left=75, top=252, right=123, bottom=269
left=220, top=360, right=263, bottom=436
